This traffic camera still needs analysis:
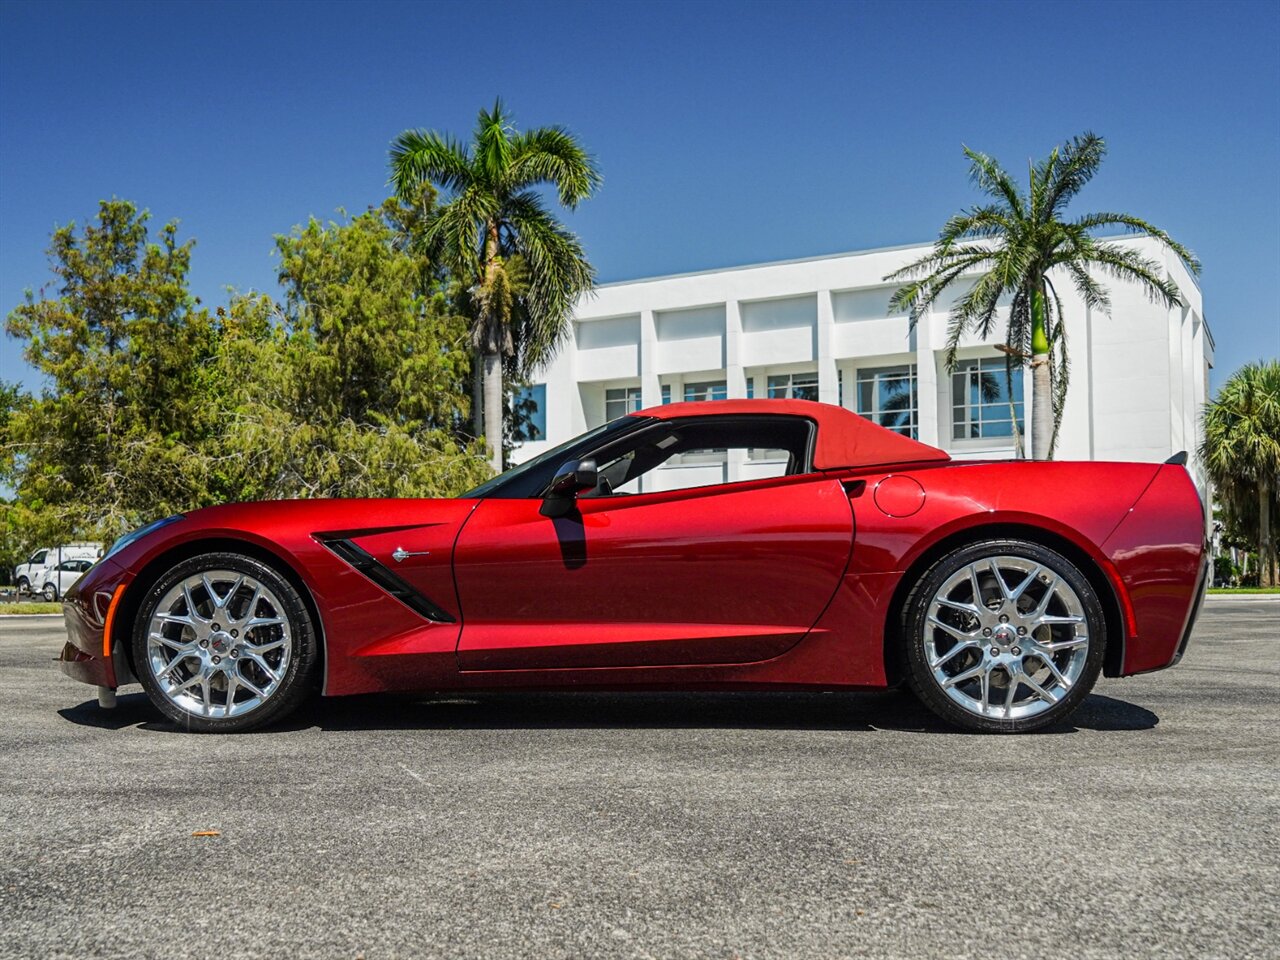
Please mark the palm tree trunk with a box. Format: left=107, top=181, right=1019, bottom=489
left=483, top=351, right=503, bottom=472
left=1261, top=478, right=1273, bottom=588
left=471, top=348, right=484, bottom=439
left=1030, top=285, right=1053, bottom=460
left=479, top=221, right=503, bottom=472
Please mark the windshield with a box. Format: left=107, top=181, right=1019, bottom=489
left=462, top=417, right=648, bottom=499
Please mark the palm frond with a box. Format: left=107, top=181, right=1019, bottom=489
left=1042, top=133, right=1106, bottom=219
left=507, top=126, right=602, bottom=208
left=504, top=191, right=595, bottom=374
left=1072, top=211, right=1201, bottom=274
left=1080, top=241, right=1185, bottom=308
left=473, top=100, right=515, bottom=187
left=963, top=146, right=1025, bottom=218
left=389, top=130, right=472, bottom=199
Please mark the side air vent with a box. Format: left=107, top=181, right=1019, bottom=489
left=321, top=538, right=456, bottom=623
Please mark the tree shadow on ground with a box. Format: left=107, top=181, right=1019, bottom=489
left=59, top=688, right=1158, bottom=736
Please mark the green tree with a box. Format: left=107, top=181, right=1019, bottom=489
left=209, top=201, right=490, bottom=500
left=886, top=133, right=1199, bottom=458
left=1201, top=360, right=1280, bottom=586
left=389, top=99, right=601, bottom=470
left=4, top=200, right=217, bottom=539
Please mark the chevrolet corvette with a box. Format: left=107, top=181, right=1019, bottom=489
left=59, top=399, right=1208, bottom=733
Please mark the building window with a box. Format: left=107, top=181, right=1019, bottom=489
left=605, top=386, right=642, bottom=422
left=856, top=365, right=918, bottom=438
left=661, top=384, right=671, bottom=404
left=951, top=358, right=1024, bottom=440
left=514, top=383, right=546, bottom=441
left=683, top=380, right=727, bottom=402
left=767, top=370, right=819, bottom=401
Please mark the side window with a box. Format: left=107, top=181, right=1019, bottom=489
left=583, top=416, right=814, bottom=497
left=30, top=550, right=47, bottom=565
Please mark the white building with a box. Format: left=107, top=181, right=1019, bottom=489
left=515, top=236, right=1212, bottom=487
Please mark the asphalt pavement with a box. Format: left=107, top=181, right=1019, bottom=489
left=1, top=600, right=1277, bottom=959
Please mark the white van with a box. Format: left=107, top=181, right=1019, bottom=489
left=13, top=543, right=103, bottom=595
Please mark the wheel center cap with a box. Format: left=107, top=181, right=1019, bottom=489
left=209, top=631, right=232, bottom=653
left=992, top=625, right=1017, bottom=651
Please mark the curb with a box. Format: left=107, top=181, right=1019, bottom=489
left=0, top=613, right=64, bottom=619
left=1204, top=593, right=1280, bottom=602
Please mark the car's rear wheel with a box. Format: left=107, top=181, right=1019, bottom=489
left=132, top=552, right=319, bottom=733
left=901, top=538, right=1106, bottom=733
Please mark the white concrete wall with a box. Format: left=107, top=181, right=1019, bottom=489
left=513, top=238, right=1210, bottom=490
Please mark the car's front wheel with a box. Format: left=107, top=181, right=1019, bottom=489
left=16, top=577, right=30, bottom=595
left=43, top=583, right=58, bottom=602
left=901, top=538, right=1106, bottom=733
left=132, top=552, right=319, bottom=733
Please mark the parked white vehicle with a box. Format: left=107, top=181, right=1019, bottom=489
left=13, top=543, right=102, bottom=595
left=40, top=558, right=96, bottom=601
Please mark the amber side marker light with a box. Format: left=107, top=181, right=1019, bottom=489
left=102, top=584, right=127, bottom=658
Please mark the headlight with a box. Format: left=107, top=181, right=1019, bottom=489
left=103, top=515, right=184, bottom=562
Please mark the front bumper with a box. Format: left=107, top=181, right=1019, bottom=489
left=58, top=558, right=134, bottom=690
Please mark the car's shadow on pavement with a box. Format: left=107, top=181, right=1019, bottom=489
left=59, top=689, right=1158, bottom=735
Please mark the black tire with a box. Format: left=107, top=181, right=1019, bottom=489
left=901, top=538, right=1106, bottom=734
left=131, top=551, right=319, bottom=733
left=43, top=583, right=58, bottom=602
left=16, top=577, right=30, bottom=596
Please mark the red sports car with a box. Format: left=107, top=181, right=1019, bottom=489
left=59, top=399, right=1208, bottom=734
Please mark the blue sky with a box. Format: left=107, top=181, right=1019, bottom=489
left=2, top=0, right=1277, bottom=391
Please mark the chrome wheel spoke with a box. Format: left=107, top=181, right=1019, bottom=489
left=1032, top=578, right=1059, bottom=617
left=246, top=652, right=280, bottom=684
left=238, top=583, right=263, bottom=624
left=942, top=662, right=986, bottom=689
left=236, top=671, right=267, bottom=700
left=162, top=668, right=200, bottom=691
left=931, top=638, right=979, bottom=669
left=151, top=632, right=191, bottom=653
left=928, top=616, right=976, bottom=643
left=182, top=582, right=207, bottom=623
left=1004, top=674, right=1019, bottom=717
left=1021, top=674, right=1060, bottom=705
left=990, top=559, right=1012, bottom=603
left=1010, top=565, right=1040, bottom=602
left=223, top=671, right=238, bottom=708
left=968, top=564, right=984, bottom=606
left=937, top=596, right=981, bottom=616
left=1036, top=655, right=1072, bottom=689
left=246, top=615, right=286, bottom=630
left=246, top=636, right=286, bottom=654
left=1038, top=636, right=1087, bottom=653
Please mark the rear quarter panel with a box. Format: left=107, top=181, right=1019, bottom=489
left=806, top=459, right=1203, bottom=685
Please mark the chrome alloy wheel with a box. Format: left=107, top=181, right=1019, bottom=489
left=923, top=555, right=1089, bottom=722
left=146, top=570, right=292, bottom=720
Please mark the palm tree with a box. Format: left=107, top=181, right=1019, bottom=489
left=1201, top=360, right=1280, bottom=586
left=389, top=100, right=601, bottom=471
left=886, top=133, right=1200, bottom=458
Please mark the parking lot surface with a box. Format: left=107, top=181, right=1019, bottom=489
left=1, top=601, right=1277, bottom=959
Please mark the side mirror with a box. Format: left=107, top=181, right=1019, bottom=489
left=548, top=458, right=598, bottom=497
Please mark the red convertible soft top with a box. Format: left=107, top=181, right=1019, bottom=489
left=632, top=398, right=950, bottom=470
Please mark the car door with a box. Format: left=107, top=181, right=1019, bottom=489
left=452, top=417, right=855, bottom=671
